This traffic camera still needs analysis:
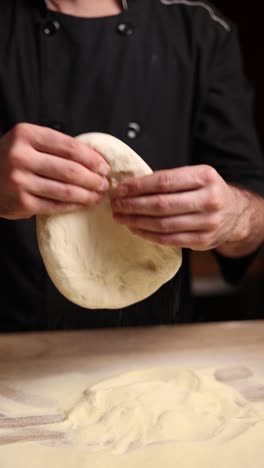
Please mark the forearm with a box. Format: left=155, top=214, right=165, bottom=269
left=216, top=186, right=264, bottom=258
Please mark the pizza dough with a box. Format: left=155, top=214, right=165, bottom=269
left=36, top=133, right=182, bottom=309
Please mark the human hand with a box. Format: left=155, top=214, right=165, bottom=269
left=111, top=165, right=249, bottom=251
left=0, top=123, right=110, bottom=219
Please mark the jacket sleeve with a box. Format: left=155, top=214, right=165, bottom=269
left=193, top=27, right=264, bottom=197
left=193, top=26, right=264, bottom=283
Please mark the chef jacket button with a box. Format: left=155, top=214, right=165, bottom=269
left=127, top=122, right=141, bottom=139
left=42, top=20, right=61, bottom=36
left=116, top=23, right=134, bottom=36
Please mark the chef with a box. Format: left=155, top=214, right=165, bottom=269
left=0, top=0, right=264, bottom=332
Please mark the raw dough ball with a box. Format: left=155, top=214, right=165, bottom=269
left=36, top=133, right=182, bottom=309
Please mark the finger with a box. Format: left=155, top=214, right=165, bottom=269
left=25, top=151, right=109, bottom=193
left=25, top=174, right=105, bottom=205
left=129, top=228, right=213, bottom=250
left=21, top=193, right=86, bottom=216
left=113, top=166, right=208, bottom=198
left=36, top=200, right=84, bottom=215
left=28, top=126, right=110, bottom=176
left=111, top=190, right=207, bottom=216
left=113, top=213, right=219, bottom=234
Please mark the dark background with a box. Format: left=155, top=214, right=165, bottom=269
left=192, top=2, right=264, bottom=322
left=211, top=1, right=263, bottom=147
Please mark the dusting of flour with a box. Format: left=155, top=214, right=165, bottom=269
left=62, top=368, right=264, bottom=453
left=1, top=367, right=264, bottom=468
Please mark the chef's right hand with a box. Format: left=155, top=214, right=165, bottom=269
left=0, top=123, right=110, bottom=220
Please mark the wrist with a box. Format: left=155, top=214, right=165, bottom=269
left=227, top=186, right=251, bottom=243
left=216, top=187, right=264, bottom=258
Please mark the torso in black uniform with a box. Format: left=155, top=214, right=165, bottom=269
left=0, top=0, right=263, bottom=331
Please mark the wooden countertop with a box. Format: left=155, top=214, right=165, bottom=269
left=0, top=320, right=264, bottom=371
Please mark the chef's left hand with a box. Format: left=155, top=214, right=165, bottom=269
left=111, top=165, right=249, bottom=251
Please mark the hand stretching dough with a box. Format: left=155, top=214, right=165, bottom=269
left=36, top=133, right=182, bottom=309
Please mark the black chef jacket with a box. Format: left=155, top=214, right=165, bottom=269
left=0, top=0, right=263, bottom=332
